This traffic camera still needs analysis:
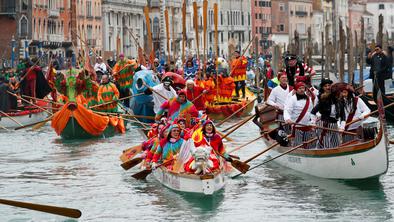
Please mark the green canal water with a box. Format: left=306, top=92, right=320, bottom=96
left=0, top=120, right=394, bottom=221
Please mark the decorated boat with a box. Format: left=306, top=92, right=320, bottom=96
left=206, top=89, right=256, bottom=120
left=152, top=166, right=225, bottom=195
left=51, top=102, right=125, bottom=139
left=253, top=103, right=389, bottom=180
left=0, top=101, right=49, bottom=129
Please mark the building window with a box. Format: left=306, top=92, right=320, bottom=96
left=278, top=24, right=284, bottom=32
left=21, top=0, right=28, bottom=11
left=279, top=3, right=285, bottom=11
left=152, top=17, right=159, bottom=39
left=221, top=32, right=223, bottom=43
left=20, top=16, right=28, bottom=36
left=86, top=1, right=92, bottom=17
left=108, top=13, right=111, bottom=25
left=379, top=4, right=384, bottom=9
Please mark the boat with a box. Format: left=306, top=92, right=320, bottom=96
left=152, top=166, right=225, bottom=195
left=51, top=102, right=125, bottom=140
left=206, top=89, right=256, bottom=120
left=253, top=103, right=389, bottom=180
left=360, top=93, right=394, bottom=122
left=0, top=101, right=49, bottom=129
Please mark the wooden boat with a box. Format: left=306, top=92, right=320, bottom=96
left=360, top=93, right=394, bottom=122
left=254, top=103, right=389, bottom=180
left=206, top=89, right=256, bottom=120
left=51, top=102, right=125, bottom=140
left=0, top=101, right=48, bottom=129
left=152, top=166, right=226, bottom=195
left=132, top=127, right=226, bottom=195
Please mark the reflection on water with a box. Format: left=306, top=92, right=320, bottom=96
left=0, top=122, right=394, bottom=221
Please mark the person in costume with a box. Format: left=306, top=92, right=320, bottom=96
left=231, top=50, right=248, bottom=98
left=112, top=53, right=136, bottom=107
left=185, top=79, right=207, bottom=111
left=311, top=78, right=341, bottom=148
left=155, top=89, right=199, bottom=121
left=152, top=124, right=184, bottom=169
left=94, top=56, right=107, bottom=82
left=284, top=81, right=314, bottom=148
left=217, top=67, right=235, bottom=103
left=0, top=76, right=10, bottom=112
left=284, top=54, right=316, bottom=87
left=151, top=75, right=177, bottom=114
left=184, top=59, right=199, bottom=80
left=202, top=72, right=216, bottom=104
left=335, top=83, right=370, bottom=143
left=184, top=120, right=232, bottom=173
left=97, top=74, right=120, bottom=113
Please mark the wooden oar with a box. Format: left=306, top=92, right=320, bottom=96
left=346, top=101, right=394, bottom=126
left=89, top=93, right=144, bottom=109
left=0, top=124, right=11, bottom=131
left=216, top=98, right=257, bottom=127
left=0, top=198, right=81, bottom=218
left=216, top=130, right=234, bottom=142
left=221, top=114, right=256, bottom=140
left=277, top=120, right=358, bottom=136
left=191, top=92, right=206, bottom=103
left=21, top=95, right=61, bottom=105
left=120, top=144, right=143, bottom=162
left=228, top=134, right=265, bottom=153
left=143, top=83, right=168, bottom=100
left=222, top=116, right=250, bottom=132
left=117, top=104, right=149, bottom=130
left=14, top=115, right=53, bottom=130
left=132, top=159, right=174, bottom=180
left=232, top=138, right=319, bottom=179
left=7, top=91, right=52, bottom=115
left=120, top=157, right=144, bottom=170
left=0, top=110, right=24, bottom=127
left=211, top=148, right=249, bottom=173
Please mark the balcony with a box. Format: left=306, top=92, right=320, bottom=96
left=47, top=34, right=64, bottom=42
left=295, top=11, right=307, bottom=17
left=0, top=6, right=16, bottom=15
left=48, top=9, right=60, bottom=17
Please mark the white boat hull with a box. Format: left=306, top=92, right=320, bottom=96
left=0, top=111, right=47, bottom=129
left=152, top=167, right=226, bottom=195
left=261, top=125, right=389, bottom=180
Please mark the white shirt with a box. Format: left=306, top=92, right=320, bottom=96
left=284, top=94, right=313, bottom=126
left=339, top=97, right=371, bottom=130
left=152, top=83, right=177, bottom=113
left=94, top=62, right=107, bottom=73
left=267, top=84, right=291, bottom=110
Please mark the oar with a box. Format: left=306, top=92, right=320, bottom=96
left=120, top=157, right=144, bottom=170
left=277, top=120, right=358, bottom=136
left=21, top=95, right=62, bottom=106
left=0, top=198, right=82, bottom=218
left=232, top=138, right=318, bottom=179
left=14, top=115, right=53, bottom=130
left=7, top=91, right=52, bottom=115
left=346, top=101, right=394, bottom=126
left=143, top=83, right=168, bottom=100
left=216, top=130, right=234, bottom=142
left=221, top=114, right=256, bottom=140
left=210, top=147, right=250, bottom=173
left=89, top=93, right=144, bottom=109
left=120, top=144, right=143, bottom=162
left=132, top=159, right=174, bottom=180
left=0, top=110, right=24, bottom=127
left=216, top=98, right=257, bottom=127
left=228, top=134, right=266, bottom=153
left=0, top=124, right=11, bottom=131
left=117, top=104, right=149, bottom=130
left=222, top=116, right=251, bottom=132
left=191, top=91, right=206, bottom=103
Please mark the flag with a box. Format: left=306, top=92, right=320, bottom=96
left=138, top=47, right=146, bottom=66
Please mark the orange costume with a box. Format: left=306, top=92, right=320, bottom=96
left=112, top=59, right=136, bottom=90
left=231, top=56, right=248, bottom=82
left=97, top=82, right=120, bottom=112
left=217, top=75, right=235, bottom=102
left=202, top=77, right=216, bottom=104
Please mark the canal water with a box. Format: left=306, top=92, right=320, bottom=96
left=0, top=120, right=394, bottom=221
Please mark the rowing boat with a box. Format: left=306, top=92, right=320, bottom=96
left=0, top=101, right=48, bottom=129
left=51, top=102, right=125, bottom=140
left=206, top=89, right=256, bottom=120
left=254, top=104, right=389, bottom=180
left=152, top=166, right=225, bottom=195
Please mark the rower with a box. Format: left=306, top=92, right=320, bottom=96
left=151, top=75, right=177, bottom=114
left=284, top=82, right=315, bottom=148
left=267, top=71, right=291, bottom=117
left=155, top=89, right=199, bottom=121
left=151, top=124, right=184, bottom=170
left=97, top=74, right=120, bottom=113
left=112, top=53, right=136, bottom=108
left=336, top=84, right=371, bottom=143
left=311, top=78, right=341, bottom=148
left=185, top=79, right=207, bottom=111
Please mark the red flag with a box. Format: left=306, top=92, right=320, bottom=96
left=138, top=47, right=147, bottom=67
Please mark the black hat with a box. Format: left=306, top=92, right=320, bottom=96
left=320, top=78, right=333, bottom=88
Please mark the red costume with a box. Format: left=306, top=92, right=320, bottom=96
left=23, top=66, right=40, bottom=98
left=186, top=85, right=206, bottom=111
